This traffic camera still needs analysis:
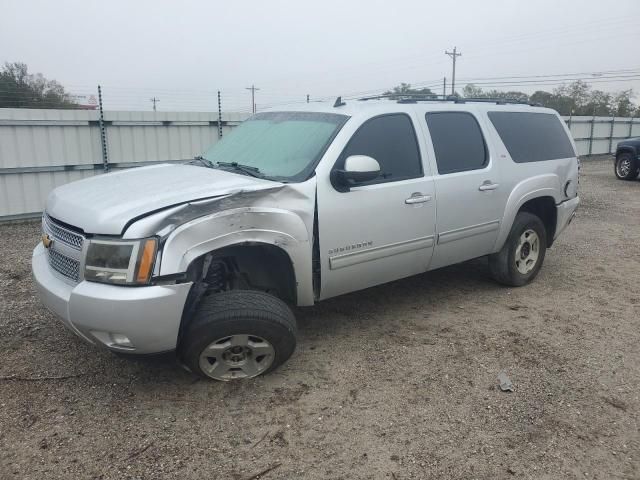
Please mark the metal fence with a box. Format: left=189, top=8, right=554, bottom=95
left=0, top=108, right=249, bottom=220
left=1, top=109, right=638, bottom=221
left=563, top=116, right=640, bottom=156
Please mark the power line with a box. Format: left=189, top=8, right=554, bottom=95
left=456, top=68, right=640, bottom=83
left=406, top=70, right=640, bottom=91
left=253, top=15, right=636, bottom=91
left=455, top=74, right=640, bottom=87
left=4, top=65, right=640, bottom=112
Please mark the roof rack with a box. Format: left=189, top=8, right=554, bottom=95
left=455, top=97, right=542, bottom=107
left=356, top=93, right=540, bottom=107
left=357, top=93, right=445, bottom=101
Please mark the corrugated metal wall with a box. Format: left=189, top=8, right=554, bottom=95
left=1, top=109, right=638, bottom=220
left=0, top=108, right=248, bottom=220
left=564, top=116, right=640, bottom=156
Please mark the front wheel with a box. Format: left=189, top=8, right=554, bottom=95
left=614, top=153, right=638, bottom=180
left=179, top=290, right=297, bottom=381
left=488, top=212, right=547, bottom=287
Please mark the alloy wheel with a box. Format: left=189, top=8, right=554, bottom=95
left=199, top=334, right=275, bottom=381
left=514, top=229, right=540, bottom=275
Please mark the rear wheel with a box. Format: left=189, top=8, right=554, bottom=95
left=489, top=212, right=547, bottom=287
left=615, top=153, right=637, bottom=180
left=179, top=290, right=296, bottom=381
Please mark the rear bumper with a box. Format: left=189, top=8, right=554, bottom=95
left=554, top=196, right=579, bottom=240
left=32, top=243, right=192, bottom=354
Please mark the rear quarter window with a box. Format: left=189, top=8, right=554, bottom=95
left=488, top=112, right=575, bottom=163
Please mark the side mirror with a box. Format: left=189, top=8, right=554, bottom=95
left=331, top=155, right=381, bottom=191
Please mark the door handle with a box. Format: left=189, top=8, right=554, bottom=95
left=405, top=193, right=432, bottom=204
left=479, top=181, right=499, bottom=191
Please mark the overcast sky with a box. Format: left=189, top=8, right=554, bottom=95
left=2, top=0, right=639, bottom=111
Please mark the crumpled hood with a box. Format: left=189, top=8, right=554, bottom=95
left=46, top=163, right=281, bottom=235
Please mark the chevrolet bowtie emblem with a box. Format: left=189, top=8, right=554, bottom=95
left=42, top=234, right=53, bottom=249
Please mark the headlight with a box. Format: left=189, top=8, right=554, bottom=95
left=84, top=237, right=158, bottom=285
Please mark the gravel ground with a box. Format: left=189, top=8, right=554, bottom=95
left=0, top=156, right=638, bottom=480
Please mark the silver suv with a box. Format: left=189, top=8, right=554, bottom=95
left=32, top=98, right=580, bottom=381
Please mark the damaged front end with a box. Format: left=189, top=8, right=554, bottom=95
left=121, top=177, right=318, bottom=308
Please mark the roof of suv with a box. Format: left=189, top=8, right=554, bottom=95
left=264, top=98, right=559, bottom=118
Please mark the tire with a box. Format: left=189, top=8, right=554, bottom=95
left=179, top=290, right=296, bottom=381
left=488, top=212, right=547, bottom=287
left=614, top=153, right=637, bottom=180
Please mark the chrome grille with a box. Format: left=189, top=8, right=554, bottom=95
left=48, top=248, right=80, bottom=282
left=42, top=214, right=85, bottom=283
left=43, top=215, right=84, bottom=250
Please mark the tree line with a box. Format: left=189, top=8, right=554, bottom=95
left=0, top=62, right=78, bottom=109
left=385, top=81, right=639, bottom=117
left=2, top=61, right=639, bottom=116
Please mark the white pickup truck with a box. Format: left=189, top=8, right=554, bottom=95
left=33, top=98, right=580, bottom=381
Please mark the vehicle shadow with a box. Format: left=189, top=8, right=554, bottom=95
left=294, top=256, right=498, bottom=338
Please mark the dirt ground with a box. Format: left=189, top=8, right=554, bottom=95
left=0, top=156, right=638, bottom=480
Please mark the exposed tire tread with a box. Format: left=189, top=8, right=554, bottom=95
left=190, top=290, right=296, bottom=335
left=180, top=290, right=297, bottom=380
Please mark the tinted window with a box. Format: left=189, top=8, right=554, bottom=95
left=337, top=114, right=422, bottom=185
left=488, top=112, right=575, bottom=163
left=426, top=112, right=487, bottom=174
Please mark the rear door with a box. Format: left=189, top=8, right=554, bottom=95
left=316, top=112, right=436, bottom=300
left=422, top=110, right=508, bottom=270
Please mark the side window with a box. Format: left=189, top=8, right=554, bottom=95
left=336, top=113, right=422, bottom=186
left=425, top=112, right=488, bottom=174
left=488, top=112, right=575, bottom=162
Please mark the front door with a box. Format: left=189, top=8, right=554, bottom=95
left=317, top=112, right=436, bottom=300
left=422, top=111, right=506, bottom=270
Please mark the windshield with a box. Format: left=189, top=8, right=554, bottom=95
left=202, top=111, right=348, bottom=182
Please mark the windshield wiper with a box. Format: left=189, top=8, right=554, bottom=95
left=215, top=161, right=265, bottom=179
left=187, top=155, right=215, bottom=168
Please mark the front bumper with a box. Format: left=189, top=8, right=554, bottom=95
left=554, top=196, right=580, bottom=240
left=32, top=243, right=192, bottom=354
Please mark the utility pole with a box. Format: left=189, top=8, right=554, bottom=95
left=245, top=85, right=260, bottom=113
left=445, top=47, right=462, bottom=96
left=150, top=97, right=160, bottom=111
left=443, top=77, right=447, bottom=98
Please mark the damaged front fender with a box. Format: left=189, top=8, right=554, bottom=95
left=122, top=179, right=317, bottom=306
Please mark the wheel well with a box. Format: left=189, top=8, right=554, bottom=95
left=178, top=243, right=297, bottom=341
left=616, top=147, right=635, bottom=158
left=518, top=196, right=557, bottom=247
left=188, top=243, right=296, bottom=302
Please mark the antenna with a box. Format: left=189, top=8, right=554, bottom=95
left=333, top=96, right=346, bottom=108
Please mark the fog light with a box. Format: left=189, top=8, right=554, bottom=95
left=110, top=333, right=134, bottom=348
left=91, top=331, right=135, bottom=349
